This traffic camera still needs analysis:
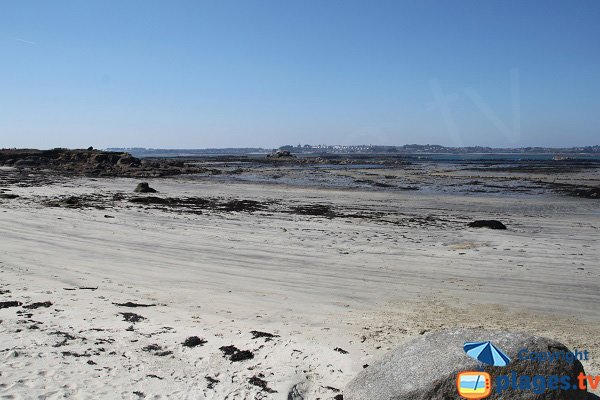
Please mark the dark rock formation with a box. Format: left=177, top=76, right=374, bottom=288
left=0, top=148, right=211, bottom=177
left=267, top=150, right=295, bottom=158
left=134, top=182, right=157, bottom=193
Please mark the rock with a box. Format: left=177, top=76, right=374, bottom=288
left=468, top=220, right=507, bottom=230
left=0, top=148, right=209, bottom=177
left=117, top=154, right=139, bottom=167
left=344, top=329, right=586, bottom=400
left=267, top=150, right=295, bottom=158
left=134, top=182, right=157, bottom=193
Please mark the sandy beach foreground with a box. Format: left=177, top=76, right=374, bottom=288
left=1, top=174, right=599, bottom=399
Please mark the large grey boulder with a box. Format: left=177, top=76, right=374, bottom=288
left=345, top=329, right=586, bottom=400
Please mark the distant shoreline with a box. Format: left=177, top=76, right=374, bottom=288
left=104, top=145, right=600, bottom=159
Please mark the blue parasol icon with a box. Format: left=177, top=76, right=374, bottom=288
left=464, top=341, right=511, bottom=367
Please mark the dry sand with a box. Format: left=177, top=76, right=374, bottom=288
left=1, top=176, right=599, bottom=399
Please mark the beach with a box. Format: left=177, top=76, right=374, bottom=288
left=1, top=164, right=599, bottom=398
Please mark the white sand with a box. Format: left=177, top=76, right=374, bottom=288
left=1, top=177, right=599, bottom=399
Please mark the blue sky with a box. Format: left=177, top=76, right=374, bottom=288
left=1, top=0, right=599, bottom=149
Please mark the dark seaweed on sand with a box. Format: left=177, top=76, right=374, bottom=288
left=248, top=376, right=277, bottom=393
left=120, top=312, right=145, bottom=323
left=0, top=301, right=22, bottom=309
left=205, top=376, right=219, bottom=389
left=24, top=301, right=53, bottom=309
left=113, top=302, right=156, bottom=308
left=219, top=345, right=254, bottom=362
left=250, top=330, right=279, bottom=341
left=182, top=336, right=207, bottom=347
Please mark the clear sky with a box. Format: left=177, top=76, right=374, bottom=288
left=1, top=0, right=599, bottom=149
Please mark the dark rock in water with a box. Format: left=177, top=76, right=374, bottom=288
left=23, top=301, right=52, bottom=309
left=468, top=220, right=507, bottom=230
left=0, top=301, right=22, bottom=309
left=134, top=182, right=157, bottom=193
left=183, top=336, right=207, bottom=347
left=0, top=193, right=19, bottom=199
left=344, top=328, right=586, bottom=400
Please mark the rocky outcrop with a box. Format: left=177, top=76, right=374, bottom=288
left=267, top=150, right=296, bottom=159
left=0, top=148, right=210, bottom=177
left=134, top=182, right=157, bottom=193
left=344, top=329, right=586, bottom=400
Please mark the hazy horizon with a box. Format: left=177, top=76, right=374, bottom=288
left=4, top=142, right=600, bottom=151
left=2, top=1, right=599, bottom=149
